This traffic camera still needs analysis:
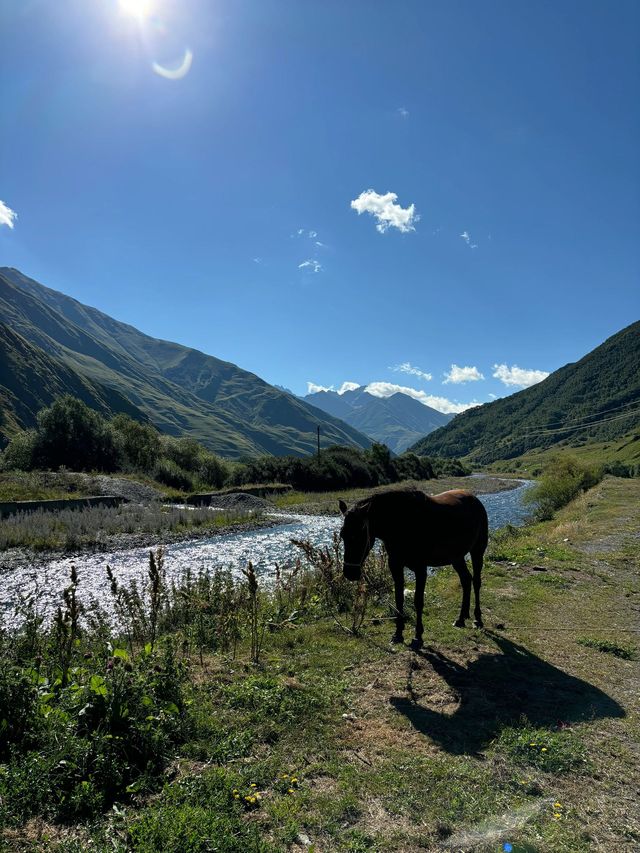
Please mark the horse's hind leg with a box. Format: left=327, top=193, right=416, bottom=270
left=390, top=561, right=405, bottom=643
left=411, top=567, right=427, bottom=649
left=471, top=546, right=484, bottom=628
left=452, top=558, right=472, bottom=628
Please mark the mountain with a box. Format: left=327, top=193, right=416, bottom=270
left=0, top=323, right=147, bottom=444
left=305, top=386, right=453, bottom=453
left=0, top=268, right=372, bottom=457
left=410, top=321, right=640, bottom=464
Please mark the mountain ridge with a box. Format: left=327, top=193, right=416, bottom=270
left=0, top=268, right=372, bottom=457
left=410, top=320, right=640, bottom=463
left=305, top=385, right=453, bottom=453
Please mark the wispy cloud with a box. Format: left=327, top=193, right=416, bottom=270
left=397, top=107, right=409, bottom=118
left=390, top=362, right=432, bottom=382
left=492, top=364, right=549, bottom=388
left=252, top=257, right=262, bottom=264
left=307, top=381, right=360, bottom=395
left=460, top=230, right=478, bottom=249
left=350, top=189, right=419, bottom=234
left=365, top=381, right=480, bottom=414
left=0, top=199, right=17, bottom=229
left=443, top=364, right=485, bottom=384
left=298, top=259, right=322, bottom=273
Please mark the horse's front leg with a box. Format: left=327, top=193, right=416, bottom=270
left=411, top=567, right=427, bottom=649
left=390, top=561, right=405, bottom=643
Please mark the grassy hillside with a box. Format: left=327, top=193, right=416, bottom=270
left=0, top=323, right=146, bottom=446
left=411, top=320, right=640, bottom=464
left=0, top=268, right=372, bottom=458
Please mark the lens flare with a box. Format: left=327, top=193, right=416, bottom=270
left=152, top=48, right=193, bottom=80
left=119, top=0, right=152, bottom=20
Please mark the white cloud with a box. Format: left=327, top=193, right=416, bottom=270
left=298, top=259, right=322, bottom=273
left=314, top=240, right=325, bottom=248
left=307, top=382, right=332, bottom=394
left=365, top=381, right=481, bottom=414
left=308, top=230, right=317, bottom=238
left=443, top=364, right=485, bottom=384
left=398, top=107, right=409, bottom=118
left=252, top=257, right=261, bottom=264
left=460, top=230, right=478, bottom=249
left=390, top=362, right=432, bottom=381
left=492, top=363, right=549, bottom=388
left=306, top=380, right=360, bottom=395
left=350, top=189, right=418, bottom=234
left=0, top=200, right=17, bottom=229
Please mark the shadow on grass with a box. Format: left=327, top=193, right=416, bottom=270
left=389, top=632, right=625, bottom=755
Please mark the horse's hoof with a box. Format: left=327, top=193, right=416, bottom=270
left=473, top=620, right=484, bottom=629
left=391, top=634, right=404, bottom=645
left=453, top=619, right=465, bottom=628
left=409, top=637, right=423, bottom=650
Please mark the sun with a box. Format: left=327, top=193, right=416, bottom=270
left=119, top=0, right=153, bottom=20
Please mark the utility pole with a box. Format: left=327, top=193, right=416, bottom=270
left=317, top=426, right=321, bottom=460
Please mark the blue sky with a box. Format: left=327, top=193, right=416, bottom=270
left=1, top=0, right=638, bottom=413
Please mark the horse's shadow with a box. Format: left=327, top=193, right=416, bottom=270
left=390, top=631, right=625, bottom=755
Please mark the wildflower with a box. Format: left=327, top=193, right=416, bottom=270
left=233, top=789, right=239, bottom=795
left=291, top=777, right=299, bottom=785
left=554, top=802, right=562, bottom=808
left=248, top=796, right=256, bottom=804
left=282, top=774, right=289, bottom=780
left=288, top=788, right=295, bottom=794
left=250, top=783, right=257, bottom=788
left=541, top=747, right=548, bottom=752
left=233, top=793, right=240, bottom=799
left=529, top=742, right=536, bottom=747
left=553, top=813, right=562, bottom=820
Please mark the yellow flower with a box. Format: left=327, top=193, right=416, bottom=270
left=233, top=793, right=240, bottom=799
left=282, top=774, right=289, bottom=780
left=250, top=783, right=257, bottom=788
left=529, top=742, right=536, bottom=747
left=232, top=789, right=239, bottom=795
left=554, top=802, right=562, bottom=808
left=553, top=813, right=562, bottom=820
left=288, top=788, right=295, bottom=794
left=541, top=747, right=548, bottom=752
left=255, top=792, right=262, bottom=800
left=249, top=796, right=256, bottom=804
left=291, top=777, right=299, bottom=784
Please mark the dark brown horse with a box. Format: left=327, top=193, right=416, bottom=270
left=339, top=488, right=488, bottom=647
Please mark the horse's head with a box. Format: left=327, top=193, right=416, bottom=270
left=338, top=499, right=372, bottom=581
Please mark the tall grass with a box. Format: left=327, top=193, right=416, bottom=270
left=0, top=536, right=392, bottom=829
left=0, top=503, right=262, bottom=551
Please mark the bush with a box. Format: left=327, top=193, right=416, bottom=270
left=524, top=454, right=603, bottom=520
left=152, top=458, right=194, bottom=492
left=111, top=414, right=161, bottom=472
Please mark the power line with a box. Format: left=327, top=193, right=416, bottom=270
left=524, top=406, right=640, bottom=438
left=533, top=398, right=640, bottom=429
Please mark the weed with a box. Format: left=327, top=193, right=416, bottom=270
left=577, top=637, right=636, bottom=659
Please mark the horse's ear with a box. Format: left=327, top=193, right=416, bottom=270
left=339, top=500, right=348, bottom=516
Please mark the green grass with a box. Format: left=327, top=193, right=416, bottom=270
left=576, top=637, right=636, bottom=659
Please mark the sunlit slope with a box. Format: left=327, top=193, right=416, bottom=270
left=410, top=320, right=640, bottom=464
left=0, top=268, right=371, bottom=457
left=0, top=323, right=146, bottom=444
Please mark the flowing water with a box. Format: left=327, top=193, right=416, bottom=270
left=0, top=481, right=533, bottom=629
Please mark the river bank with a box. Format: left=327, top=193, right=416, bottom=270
left=0, top=475, right=522, bottom=573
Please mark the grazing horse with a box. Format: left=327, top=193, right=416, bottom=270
left=339, top=488, right=488, bottom=647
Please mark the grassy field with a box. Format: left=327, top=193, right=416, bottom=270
left=1, top=477, right=638, bottom=851
left=486, top=431, right=640, bottom=476
left=269, top=474, right=518, bottom=515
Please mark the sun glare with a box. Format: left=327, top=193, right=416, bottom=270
left=119, top=0, right=152, bottom=20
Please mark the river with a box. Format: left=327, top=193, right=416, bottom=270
left=0, top=480, right=533, bottom=629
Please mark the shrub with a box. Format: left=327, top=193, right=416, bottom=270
left=523, top=454, right=603, bottom=520
left=152, top=458, right=194, bottom=492
left=111, top=414, right=162, bottom=472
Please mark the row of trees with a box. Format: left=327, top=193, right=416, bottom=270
left=0, top=396, right=467, bottom=492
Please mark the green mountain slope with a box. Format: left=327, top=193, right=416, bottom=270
left=305, top=386, right=452, bottom=453
left=0, top=323, right=146, bottom=445
left=410, top=321, right=640, bottom=464
left=0, top=268, right=372, bottom=457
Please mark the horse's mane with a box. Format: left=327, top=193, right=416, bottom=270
left=354, top=487, right=425, bottom=511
